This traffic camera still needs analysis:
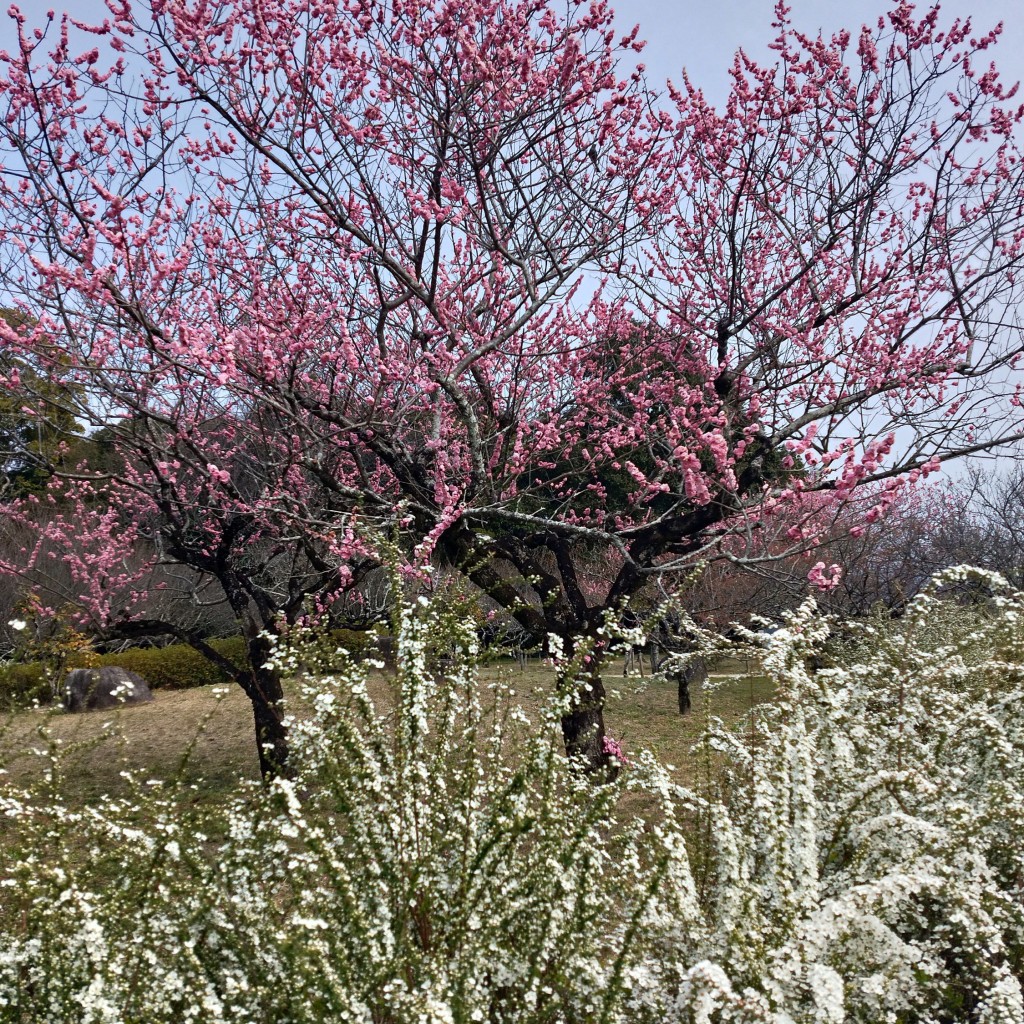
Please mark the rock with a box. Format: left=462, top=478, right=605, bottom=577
left=64, top=667, right=154, bottom=713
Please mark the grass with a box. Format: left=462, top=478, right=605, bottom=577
left=0, top=686, right=262, bottom=803
left=0, top=659, right=775, bottom=807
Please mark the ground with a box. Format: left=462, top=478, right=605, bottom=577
left=0, top=658, right=774, bottom=805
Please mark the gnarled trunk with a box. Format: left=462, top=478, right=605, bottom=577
left=242, top=633, right=291, bottom=780
left=557, top=647, right=614, bottom=776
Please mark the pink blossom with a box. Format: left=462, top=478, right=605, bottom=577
left=601, top=735, right=630, bottom=766
left=807, top=562, right=843, bottom=591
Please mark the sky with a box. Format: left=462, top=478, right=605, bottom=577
left=6, top=0, right=1023, bottom=107
left=612, top=0, right=1024, bottom=105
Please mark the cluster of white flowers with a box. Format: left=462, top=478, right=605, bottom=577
left=0, top=568, right=1020, bottom=1022
left=630, top=565, right=1024, bottom=1023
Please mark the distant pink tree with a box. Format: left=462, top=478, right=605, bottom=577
left=2, top=0, right=1024, bottom=774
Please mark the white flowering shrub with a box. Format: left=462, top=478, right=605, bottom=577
left=0, top=589, right=688, bottom=1023
left=0, top=567, right=1021, bottom=1023
left=657, top=565, right=1024, bottom=1023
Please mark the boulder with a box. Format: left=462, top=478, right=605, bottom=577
left=64, top=666, right=154, bottom=713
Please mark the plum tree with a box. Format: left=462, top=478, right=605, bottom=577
left=2, top=0, right=1024, bottom=773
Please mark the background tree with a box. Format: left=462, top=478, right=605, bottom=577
left=3, top=1, right=1024, bottom=773
left=0, top=310, right=83, bottom=499
left=679, top=467, right=1024, bottom=624
left=938, top=463, right=1024, bottom=589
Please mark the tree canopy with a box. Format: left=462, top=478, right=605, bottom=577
left=2, top=0, right=1024, bottom=772
left=0, top=310, right=84, bottom=498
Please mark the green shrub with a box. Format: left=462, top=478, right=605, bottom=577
left=0, top=637, right=249, bottom=706
left=328, top=626, right=380, bottom=657
left=96, top=628, right=391, bottom=691
left=0, top=661, right=48, bottom=709
left=0, top=628, right=391, bottom=708
left=94, top=636, right=250, bottom=690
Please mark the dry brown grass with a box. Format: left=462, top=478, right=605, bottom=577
left=0, top=687, right=262, bottom=802
left=477, top=661, right=774, bottom=767
left=0, top=660, right=774, bottom=806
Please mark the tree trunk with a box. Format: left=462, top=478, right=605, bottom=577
left=243, top=632, right=291, bottom=780
left=676, top=656, right=707, bottom=717
left=677, top=670, right=692, bottom=715
left=557, top=657, right=614, bottom=776
left=249, top=677, right=290, bottom=779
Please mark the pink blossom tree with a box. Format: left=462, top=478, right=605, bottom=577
left=2, top=0, right=1024, bottom=774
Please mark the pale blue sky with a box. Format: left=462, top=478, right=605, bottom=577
left=7, top=1, right=1024, bottom=106
left=614, top=0, right=1024, bottom=104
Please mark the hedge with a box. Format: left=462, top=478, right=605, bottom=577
left=0, top=628, right=385, bottom=708
left=94, top=636, right=250, bottom=692
left=0, top=662, right=49, bottom=709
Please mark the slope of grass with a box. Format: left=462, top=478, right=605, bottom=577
left=0, top=661, right=774, bottom=806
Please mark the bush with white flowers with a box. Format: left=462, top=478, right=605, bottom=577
left=648, top=565, right=1024, bottom=1023
left=0, top=567, right=1021, bottom=1022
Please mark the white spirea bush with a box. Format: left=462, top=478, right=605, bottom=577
left=0, top=568, right=1021, bottom=1023
left=657, top=565, right=1024, bottom=1024
left=0, top=589, right=690, bottom=1023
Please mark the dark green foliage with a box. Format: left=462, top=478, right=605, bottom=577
left=513, top=329, right=802, bottom=524
left=96, top=637, right=251, bottom=691
left=105, top=630, right=382, bottom=690
left=328, top=627, right=378, bottom=658
left=0, top=309, right=85, bottom=499
left=0, top=629, right=386, bottom=708
left=0, top=638, right=249, bottom=708
left=0, top=662, right=48, bottom=709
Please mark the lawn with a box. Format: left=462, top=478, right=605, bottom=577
left=0, top=658, right=775, bottom=806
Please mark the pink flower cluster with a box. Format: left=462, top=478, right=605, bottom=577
left=601, top=735, right=630, bottom=766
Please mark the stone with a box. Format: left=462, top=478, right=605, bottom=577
left=63, top=666, right=154, bottom=713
